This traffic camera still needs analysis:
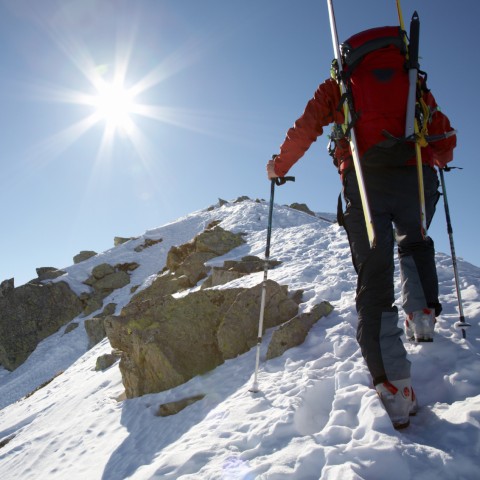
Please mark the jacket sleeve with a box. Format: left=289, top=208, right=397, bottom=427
left=424, top=90, right=456, bottom=168
left=274, top=78, right=343, bottom=177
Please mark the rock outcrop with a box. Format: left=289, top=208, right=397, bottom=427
left=0, top=281, right=83, bottom=370
left=80, top=263, right=133, bottom=316
left=105, top=279, right=299, bottom=398
left=73, top=250, right=97, bottom=264
left=103, top=222, right=334, bottom=399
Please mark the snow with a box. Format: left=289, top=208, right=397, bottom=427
left=0, top=198, right=479, bottom=480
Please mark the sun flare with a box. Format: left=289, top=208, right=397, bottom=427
left=91, top=80, right=136, bottom=132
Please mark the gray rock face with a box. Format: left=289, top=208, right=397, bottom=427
left=104, top=279, right=299, bottom=398
left=266, top=301, right=334, bottom=360
left=101, top=222, right=336, bottom=400
left=289, top=202, right=316, bottom=216
left=81, top=264, right=131, bottom=316
left=35, top=267, right=66, bottom=281
left=0, top=278, right=14, bottom=298
left=0, top=281, right=83, bottom=370
left=201, top=256, right=281, bottom=289
left=84, top=303, right=117, bottom=348
left=73, top=250, right=97, bottom=264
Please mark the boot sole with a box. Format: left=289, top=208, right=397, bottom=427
left=393, top=419, right=410, bottom=429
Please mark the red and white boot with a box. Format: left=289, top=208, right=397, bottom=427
left=376, top=378, right=418, bottom=429
left=405, top=308, right=436, bottom=342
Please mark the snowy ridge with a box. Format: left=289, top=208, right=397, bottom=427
left=0, top=198, right=479, bottom=479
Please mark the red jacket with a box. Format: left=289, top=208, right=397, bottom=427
left=274, top=78, right=456, bottom=178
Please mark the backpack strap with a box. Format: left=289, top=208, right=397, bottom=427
left=342, top=35, right=406, bottom=70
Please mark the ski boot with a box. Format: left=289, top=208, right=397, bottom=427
left=405, top=308, right=435, bottom=342
left=376, top=378, right=418, bottom=429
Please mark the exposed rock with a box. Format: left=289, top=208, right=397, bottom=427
left=201, top=256, right=281, bottom=289
left=115, top=262, right=140, bottom=273
left=134, top=237, right=163, bottom=252
left=114, top=236, right=137, bottom=246
left=95, top=353, right=118, bottom=371
left=234, top=196, right=250, bottom=203
left=104, top=279, right=298, bottom=398
left=175, top=252, right=216, bottom=286
left=289, top=202, right=316, bottom=216
left=156, top=394, right=205, bottom=417
left=165, top=225, right=245, bottom=287
left=91, top=263, right=116, bottom=280
left=82, top=292, right=105, bottom=317
left=64, top=322, right=79, bottom=335
left=195, top=226, right=245, bottom=256
left=266, top=301, right=334, bottom=360
left=202, top=268, right=245, bottom=289
left=85, top=318, right=107, bottom=348
left=84, top=303, right=116, bottom=348
left=217, top=280, right=299, bottom=359
left=81, top=264, right=131, bottom=315
left=0, top=281, right=83, bottom=370
left=36, top=267, right=66, bottom=281
left=0, top=278, right=14, bottom=298
left=223, top=255, right=281, bottom=274
left=94, top=271, right=130, bottom=291
left=0, top=434, right=15, bottom=449
left=100, top=303, right=117, bottom=317
left=73, top=250, right=97, bottom=264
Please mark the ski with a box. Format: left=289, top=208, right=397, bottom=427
left=327, top=0, right=376, bottom=249
left=396, top=1, right=428, bottom=237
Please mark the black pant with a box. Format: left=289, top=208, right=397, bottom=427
left=341, top=166, right=440, bottom=384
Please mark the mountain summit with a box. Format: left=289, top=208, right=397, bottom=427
left=1, top=197, right=479, bottom=479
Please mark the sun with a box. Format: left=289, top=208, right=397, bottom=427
left=27, top=11, right=215, bottom=166
left=91, top=79, right=136, bottom=133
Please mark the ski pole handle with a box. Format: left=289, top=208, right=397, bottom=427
left=269, top=154, right=295, bottom=185
left=275, top=176, right=295, bottom=186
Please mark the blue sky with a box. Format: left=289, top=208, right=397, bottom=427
left=1, top=0, right=478, bottom=286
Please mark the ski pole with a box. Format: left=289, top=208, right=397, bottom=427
left=250, top=160, right=294, bottom=393
left=439, top=167, right=470, bottom=338
left=327, top=0, right=376, bottom=249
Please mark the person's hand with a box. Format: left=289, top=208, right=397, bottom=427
left=266, top=159, right=277, bottom=180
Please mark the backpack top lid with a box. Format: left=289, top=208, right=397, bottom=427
left=341, top=26, right=406, bottom=68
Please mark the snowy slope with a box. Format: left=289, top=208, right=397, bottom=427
left=0, top=198, right=479, bottom=480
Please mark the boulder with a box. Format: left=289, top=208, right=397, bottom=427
left=64, top=322, right=79, bottom=335
left=104, top=279, right=298, bottom=398
left=175, top=252, right=216, bottom=286
left=85, top=318, right=107, bottom=348
left=134, top=237, right=163, bottom=252
left=266, top=301, right=334, bottom=360
left=0, top=278, right=14, bottom=298
left=114, top=236, right=137, bottom=246
left=166, top=224, right=245, bottom=274
left=289, top=202, right=316, bottom=216
left=217, top=280, right=299, bottom=359
left=35, top=267, right=66, bottom=281
left=202, top=256, right=282, bottom=289
left=0, top=281, right=83, bottom=370
left=93, top=271, right=130, bottom=291
left=73, top=250, right=97, bottom=264
left=95, top=353, right=119, bottom=371
left=156, top=394, right=205, bottom=417
left=84, top=303, right=116, bottom=348
left=81, top=264, right=131, bottom=315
